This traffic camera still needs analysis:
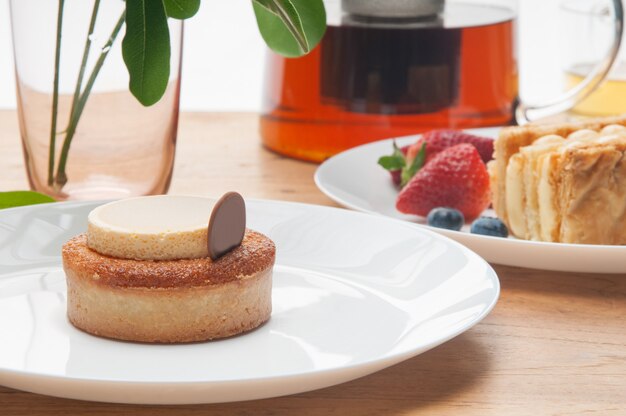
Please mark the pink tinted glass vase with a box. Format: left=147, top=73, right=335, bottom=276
left=10, top=0, right=183, bottom=200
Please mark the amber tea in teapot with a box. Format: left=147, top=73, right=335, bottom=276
left=261, top=0, right=518, bottom=162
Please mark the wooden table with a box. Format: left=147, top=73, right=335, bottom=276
left=1, top=111, right=625, bottom=415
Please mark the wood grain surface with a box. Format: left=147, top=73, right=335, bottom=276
left=0, top=110, right=625, bottom=415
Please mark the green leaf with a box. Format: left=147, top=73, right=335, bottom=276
left=378, top=142, right=406, bottom=171
left=401, top=142, right=427, bottom=187
left=252, top=0, right=326, bottom=57
left=254, top=0, right=307, bottom=50
left=163, top=0, right=200, bottom=19
left=378, top=155, right=405, bottom=171
left=0, top=191, right=56, bottom=210
left=122, top=0, right=171, bottom=106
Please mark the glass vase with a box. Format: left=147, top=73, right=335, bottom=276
left=10, top=0, right=183, bottom=200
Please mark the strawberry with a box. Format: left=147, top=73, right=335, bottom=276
left=381, top=130, right=494, bottom=188
left=396, top=144, right=491, bottom=220
left=406, top=130, right=494, bottom=166
left=390, top=169, right=402, bottom=187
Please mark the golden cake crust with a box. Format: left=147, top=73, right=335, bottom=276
left=63, top=230, right=276, bottom=343
left=63, top=231, right=275, bottom=289
left=65, top=266, right=274, bottom=343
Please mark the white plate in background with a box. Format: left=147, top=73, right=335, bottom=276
left=315, top=128, right=626, bottom=273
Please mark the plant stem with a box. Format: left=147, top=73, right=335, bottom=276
left=54, top=11, right=125, bottom=189
left=67, top=0, right=101, bottom=128
left=48, top=0, right=65, bottom=187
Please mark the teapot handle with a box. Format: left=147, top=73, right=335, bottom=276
left=516, top=0, right=624, bottom=124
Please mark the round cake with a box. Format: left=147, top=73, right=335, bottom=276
left=62, top=195, right=275, bottom=343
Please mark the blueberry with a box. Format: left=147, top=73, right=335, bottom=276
left=427, top=207, right=465, bottom=231
left=470, top=217, right=509, bottom=238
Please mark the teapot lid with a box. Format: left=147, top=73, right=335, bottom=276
left=341, top=0, right=444, bottom=18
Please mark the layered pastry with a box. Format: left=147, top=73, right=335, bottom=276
left=489, top=115, right=626, bottom=244
left=62, top=194, right=275, bottom=343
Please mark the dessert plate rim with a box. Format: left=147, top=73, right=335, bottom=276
left=0, top=198, right=499, bottom=404
left=315, top=128, right=626, bottom=273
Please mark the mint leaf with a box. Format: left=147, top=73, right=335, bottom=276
left=401, top=142, right=427, bottom=187
left=0, top=191, right=56, bottom=210
left=378, top=155, right=405, bottom=170
left=378, top=141, right=406, bottom=171
left=163, top=0, right=200, bottom=19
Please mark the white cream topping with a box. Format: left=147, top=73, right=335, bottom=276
left=538, top=154, right=558, bottom=242
left=600, top=124, right=626, bottom=135
left=520, top=136, right=566, bottom=240
left=505, top=154, right=527, bottom=239
left=87, top=195, right=217, bottom=260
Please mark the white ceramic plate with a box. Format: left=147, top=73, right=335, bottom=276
left=0, top=199, right=499, bottom=404
left=315, top=128, right=626, bottom=273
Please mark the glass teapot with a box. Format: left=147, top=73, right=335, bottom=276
left=260, top=0, right=624, bottom=162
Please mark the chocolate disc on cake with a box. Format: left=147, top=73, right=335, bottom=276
left=207, top=192, right=246, bottom=260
